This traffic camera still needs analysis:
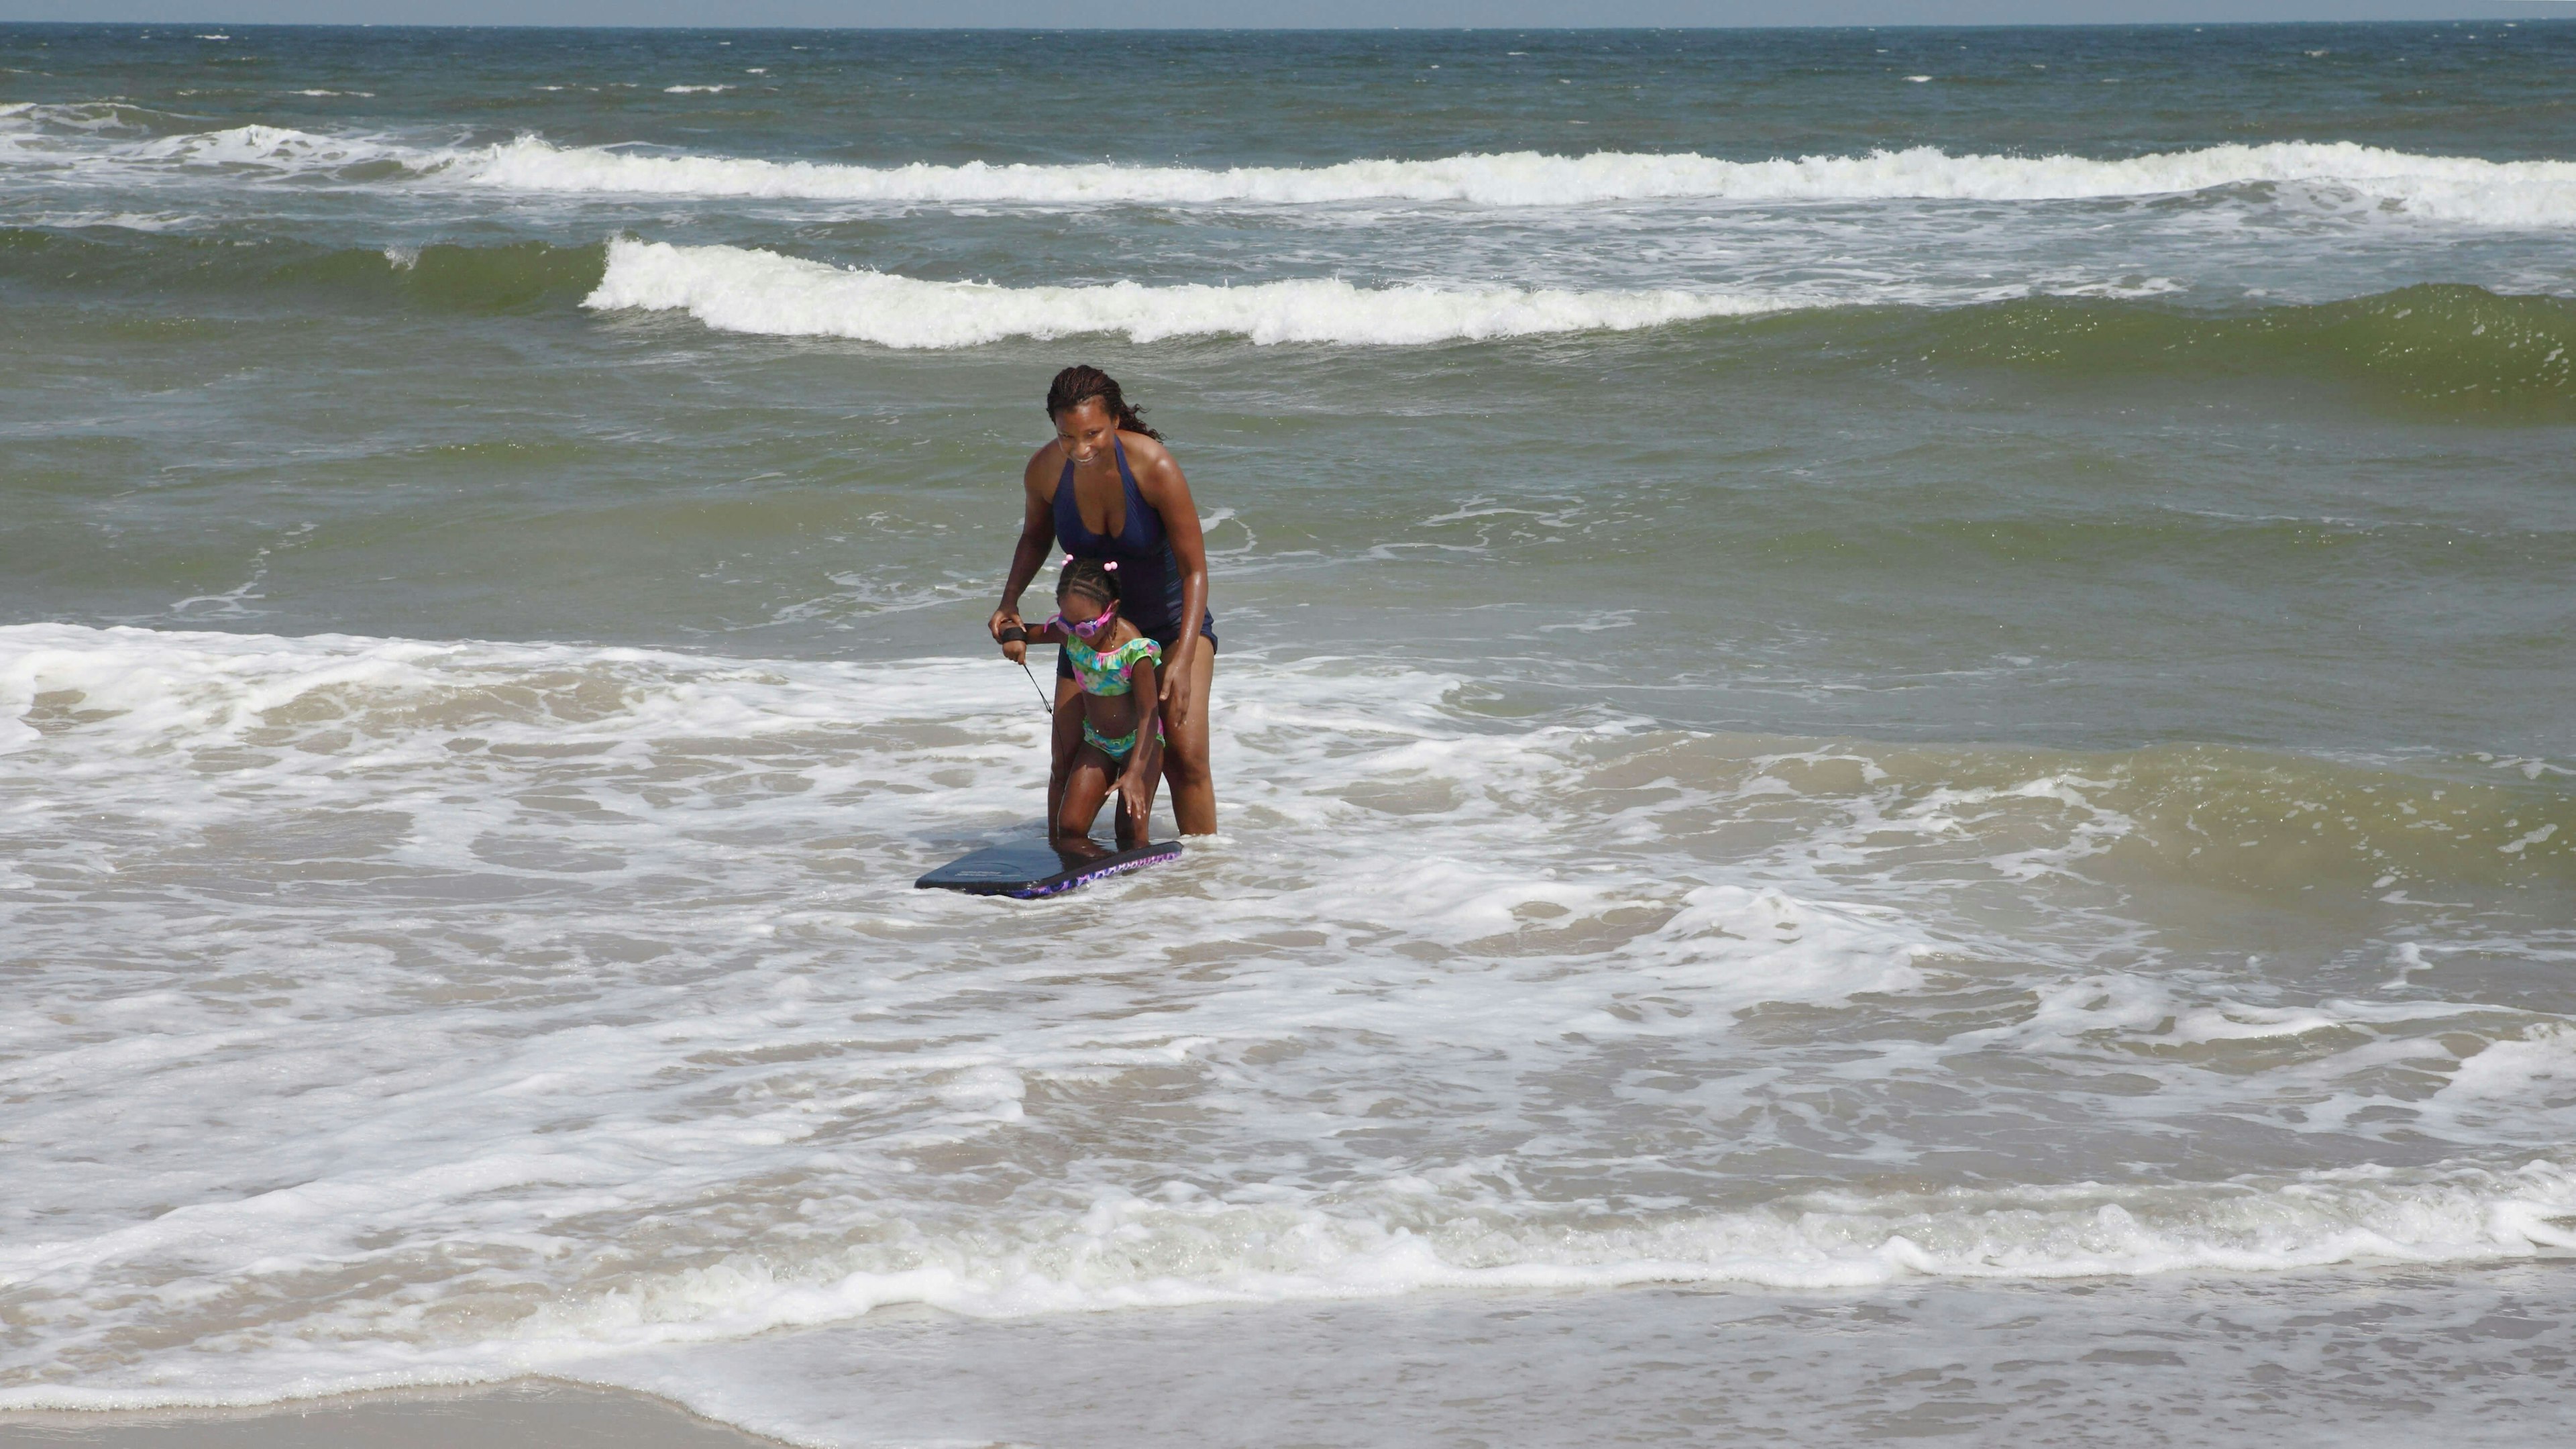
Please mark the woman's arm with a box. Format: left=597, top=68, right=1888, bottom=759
left=1118, top=653, right=1161, bottom=839
left=991, top=448, right=1061, bottom=643
left=1126, top=435, right=1210, bottom=711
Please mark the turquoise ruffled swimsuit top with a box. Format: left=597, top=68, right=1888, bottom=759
left=1064, top=634, right=1161, bottom=761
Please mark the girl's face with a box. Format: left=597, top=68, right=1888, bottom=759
left=1056, top=590, right=1114, bottom=635
left=1053, top=397, right=1118, bottom=466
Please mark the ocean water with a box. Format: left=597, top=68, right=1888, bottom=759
left=2, top=20, right=2573, bottom=1446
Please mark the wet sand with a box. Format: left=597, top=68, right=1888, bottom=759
left=0, top=1382, right=779, bottom=1448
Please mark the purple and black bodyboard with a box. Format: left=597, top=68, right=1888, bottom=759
left=916, top=840, right=1182, bottom=899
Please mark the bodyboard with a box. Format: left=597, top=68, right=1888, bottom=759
left=916, top=839, right=1182, bottom=899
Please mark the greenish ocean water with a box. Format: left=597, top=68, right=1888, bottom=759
left=2, top=22, right=2572, bottom=1445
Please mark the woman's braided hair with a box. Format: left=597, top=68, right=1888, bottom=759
left=1045, top=364, right=1161, bottom=441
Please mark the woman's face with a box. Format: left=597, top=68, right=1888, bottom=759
left=1053, top=397, right=1118, bottom=466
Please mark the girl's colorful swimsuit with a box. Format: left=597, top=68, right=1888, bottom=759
left=1064, top=633, right=1161, bottom=763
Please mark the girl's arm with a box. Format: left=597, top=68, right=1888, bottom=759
left=1000, top=618, right=1065, bottom=664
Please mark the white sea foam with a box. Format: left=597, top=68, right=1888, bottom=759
left=0, top=101, right=160, bottom=136
left=582, top=237, right=1803, bottom=346
left=469, top=1161, right=2576, bottom=1348
left=128, top=123, right=421, bottom=171
left=5, top=1160, right=2573, bottom=1412
left=455, top=138, right=2576, bottom=223
left=10, top=118, right=2576, bottom=227
left=2, top=623, right=2571, bottom=1416
left=25, top=209, right=203, bottom=231
left=2438, top=1023, right=2576, bottom=1108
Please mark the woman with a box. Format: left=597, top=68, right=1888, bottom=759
left=989, top=366, right=1218, bottom=838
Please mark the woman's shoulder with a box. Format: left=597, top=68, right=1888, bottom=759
left=1118, top=429, right=1175, bottom=471
left=1022, top=439, right=1067, bottom=488
left=1119, top=432, right=1193, bottom=507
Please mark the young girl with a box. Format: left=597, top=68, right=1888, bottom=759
left=1000, top=559, right=1162, bottom=850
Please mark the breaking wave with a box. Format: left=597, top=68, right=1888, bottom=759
left=10, top=108, right=2576, bottom=223
left=582, top=237, right=2576, bottom=410
left=10, top=222, right=2570, bottom=412
left=473, top=138, right=2576, bottom=221
left=7, top=1159, right=2575, bottom=1413
left=580, top=237, right=1801, bottom=346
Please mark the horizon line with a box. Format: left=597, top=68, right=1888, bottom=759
left=6, top=17, right=2573, bottom=33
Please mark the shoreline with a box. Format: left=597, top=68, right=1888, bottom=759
left=7, top=1266, right=2571, bottom=1448
left=0, top=1380, right=788, bottom=1449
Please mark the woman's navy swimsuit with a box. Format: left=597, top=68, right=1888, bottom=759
left=1053, top=437, right=1218, bottom=680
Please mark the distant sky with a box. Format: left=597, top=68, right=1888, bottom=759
left=0, top=3, right=2567, bottom=27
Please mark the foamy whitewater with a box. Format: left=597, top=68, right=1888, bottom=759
left=583, top=237, right=1801, bottom=345
left=16, top=111, right=2576, bottom=219
left=3, top=622, right=2571, bottom=1415
left=4, top=21, right=2575, bottom=1448
left=460, top=136, right=2576, bottom=229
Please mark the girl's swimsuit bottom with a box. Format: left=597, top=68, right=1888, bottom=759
left=1082, top=717, right=1165, bottom=765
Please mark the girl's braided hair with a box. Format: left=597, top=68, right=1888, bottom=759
left=1056, top=557, right=1120, bottom=608
left=1045, top=364, right=1161, bottom=441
